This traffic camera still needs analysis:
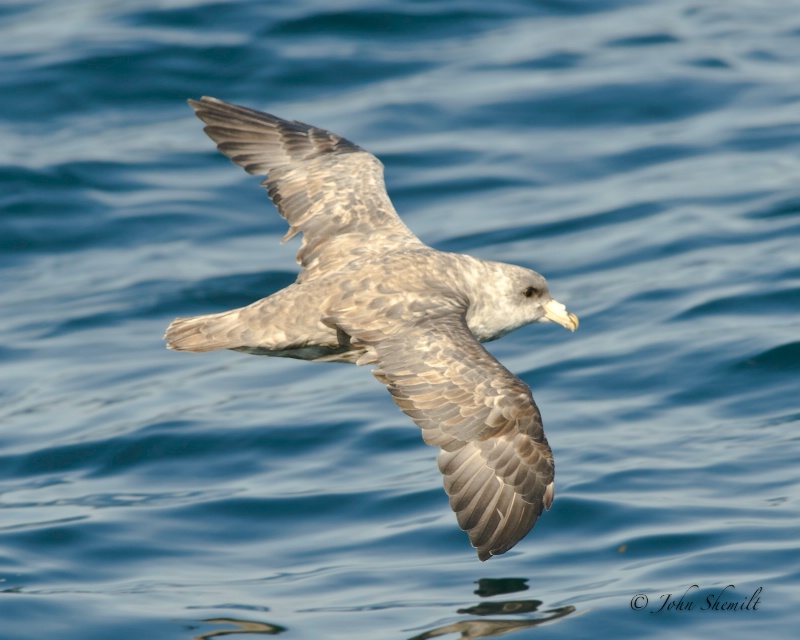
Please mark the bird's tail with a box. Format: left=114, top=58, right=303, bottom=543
left=164, top=310, right=243, bottom=352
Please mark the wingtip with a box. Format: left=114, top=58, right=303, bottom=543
left=187, top=96, right=223, bottom=111
left=475, top=541, right=498, bottom=561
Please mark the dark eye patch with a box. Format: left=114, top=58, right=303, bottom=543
left=524, top=286, right=540, bottom=298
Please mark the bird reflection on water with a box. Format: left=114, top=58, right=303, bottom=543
left=190, top=579, right=575, bottom=640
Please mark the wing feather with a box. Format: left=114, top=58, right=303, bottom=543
left=188, top=97, right=423, bottom=280
left=361, top=314, right=555, bottom=561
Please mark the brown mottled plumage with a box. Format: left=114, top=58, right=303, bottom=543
left=165, top=97, right=578, bottom=560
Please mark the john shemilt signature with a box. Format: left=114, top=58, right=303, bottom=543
left=629, top=584, right=762, bottom=613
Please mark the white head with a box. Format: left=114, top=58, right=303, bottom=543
left=464, top=260, right=579, bottom=343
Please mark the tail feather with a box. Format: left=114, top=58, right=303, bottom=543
left=164, top=310, right=242, bottom=352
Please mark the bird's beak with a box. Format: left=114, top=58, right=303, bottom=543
left=542, top=298, right=579, bottom=332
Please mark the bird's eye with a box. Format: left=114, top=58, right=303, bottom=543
left=524, top=286, right=540, bottom=298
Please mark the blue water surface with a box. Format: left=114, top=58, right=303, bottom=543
left=1, top=1, right=799, bottom=638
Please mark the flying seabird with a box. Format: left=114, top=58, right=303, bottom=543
left=165, top=97, right=579, bottom=560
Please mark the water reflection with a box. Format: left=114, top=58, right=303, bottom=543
left=472, top=578, right=529, bottom=598
left=407, top=609, right=574, bottom=640
left=188, top=579, right=574, bottom=639
left=193, top=618, right=287, bottom=639
left=407, top=578, right=575, bottom=640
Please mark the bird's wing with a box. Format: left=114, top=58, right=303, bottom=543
left=352, top=312, right=555, bottom=561
left=189, top=97, right=424, bottom=280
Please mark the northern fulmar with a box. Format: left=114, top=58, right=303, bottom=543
left=165, top=97, right=579, bottom=561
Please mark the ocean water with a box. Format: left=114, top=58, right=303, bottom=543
left=1, top=0, right=798, bottom=638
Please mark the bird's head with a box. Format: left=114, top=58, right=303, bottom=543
left=466, top=262, right=579, bottom=342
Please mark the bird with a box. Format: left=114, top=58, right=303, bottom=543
left=165, top=97, right=578, bottom=560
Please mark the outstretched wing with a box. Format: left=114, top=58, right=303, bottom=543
left=189, top=97, right=423, bottom=280
left=362, top=314, right=555, bottom=561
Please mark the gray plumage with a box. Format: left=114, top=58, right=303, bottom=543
left=165, top=97, right=578, bottom=561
